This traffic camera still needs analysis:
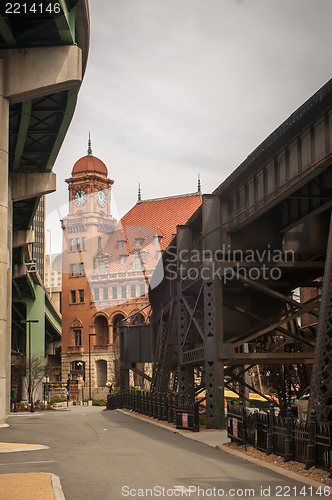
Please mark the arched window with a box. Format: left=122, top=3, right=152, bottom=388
left=71, top=319, right=83, bottom=347
left=96, top=360, right=107, bottom=387
left=130, top=312, right=145, bottom=325
left=112, top=314, right=125, bottom=344
left=94, top=315, right=109, bottom=345
left=74, top=329, right=82, bottom=346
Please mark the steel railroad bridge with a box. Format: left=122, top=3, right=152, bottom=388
left=0, top=0, right=90, bottom=422
left=121, top=78, right=332, bottom=428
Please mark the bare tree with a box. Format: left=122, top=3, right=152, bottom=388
left=25, top=354, right=45, bottom=404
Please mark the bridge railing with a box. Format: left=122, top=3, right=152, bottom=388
left=228, top=404, right=331, bottom=477
left=107, top=390, right=199, bottom=432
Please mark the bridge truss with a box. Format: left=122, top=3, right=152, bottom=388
left=146, top=79, right=332, bottom=427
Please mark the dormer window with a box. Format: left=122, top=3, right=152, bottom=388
left=117, top=240, right=126, bottom=250
left=135, top=238, right=144, bottom=247
left=98, top=261, right=105, bottom=274
left=119, top=255, right=128, bottom=265
left=134, top=256, right=142, bottom=269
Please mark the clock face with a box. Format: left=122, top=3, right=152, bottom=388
left=97, top=190, right=106, bottom=207
left=74, top=189, right=87, bottom=206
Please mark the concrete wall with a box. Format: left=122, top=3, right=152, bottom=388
left=0, top=43, right=83, bottom=425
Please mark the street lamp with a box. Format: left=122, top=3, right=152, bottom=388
left=47, top=229, right=52, bottom=299
left=21, top=319, right=39, bottom=412
left=88, top=333, right=96, bottom=401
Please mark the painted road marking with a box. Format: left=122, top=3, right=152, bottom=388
left=0, top=460, right=54, bottom=466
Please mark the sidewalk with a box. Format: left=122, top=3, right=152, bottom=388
left=0, top=436, right=63, bottom=500
left=0, top=472, right=63, bottom=500
left=117, top=409, right=329, bottom=489
left=0, top=406, right=104, bottom=499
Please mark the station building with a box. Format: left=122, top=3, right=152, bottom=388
left=61, top=142, right=202, bottom=398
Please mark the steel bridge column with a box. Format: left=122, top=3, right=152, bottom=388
left=0, top=58, right=10, bottom=425
left=203, top=276, right=224, bottom=428
left=120, top=364, right=130, bottom=391
left=177, top=296, right=195, bottom=400
left=177, top=226, right=195, bottom=400
left=308, top=211, right=332, bottom=421
left=202, top=195, right=224, bottom=429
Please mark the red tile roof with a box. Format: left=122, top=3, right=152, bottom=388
left=122, top=194, right=202, bottom=248
left=104, top=193, right=202, bottom=273
left=72, top=155, right=108, bottom=177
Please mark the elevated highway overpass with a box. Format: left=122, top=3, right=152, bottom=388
left=0, top=0, right=90, bottom=424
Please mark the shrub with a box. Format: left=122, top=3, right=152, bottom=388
left=92, top=399, right=107, bottom=406
left=199, top=415, right=206, bottom=428
left=50, top=397, right=67, bottom=404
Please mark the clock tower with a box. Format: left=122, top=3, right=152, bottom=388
left=66, top=135, right=114, bottom=218
left=61, top=137, right=117, bottom=376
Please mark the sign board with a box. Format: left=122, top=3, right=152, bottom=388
left=69, top=381, right=79, bottom=401
left=232, top=417, right=238, bottom=438
left=182, top=412, right=189, bottom=428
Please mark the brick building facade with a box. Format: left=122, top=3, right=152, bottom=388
left=61, top=142, right=202, bottom=399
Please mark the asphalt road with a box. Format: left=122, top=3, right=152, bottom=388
left=0, top=407, right=326, bottom=500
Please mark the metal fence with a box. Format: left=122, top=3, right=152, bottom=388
left=228, top=404, right=331, bottom=477
left=107, top=390, right=199, bottom=432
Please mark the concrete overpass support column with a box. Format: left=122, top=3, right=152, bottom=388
left=0, top=58, right=10, bottom=425
left=6, top=164, right=12, bottom=417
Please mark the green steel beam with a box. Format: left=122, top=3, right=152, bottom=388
left=46, top=87, right=79, bottom=171
left=26, top=197, right=42, bottom=230
left=0, top=14, right=16, bottom=46
left=12, top=101, right=32, bottom=172
left=54, top=0, right=76, bottom=44
left=25, top=273, right=37, bottom=301
left=25, top=284, right=46, bottom=360
left=12, top=280, right=22, bottom=300
left=12, top=273, right=36, bottom=300
left=45, top=302, right=62, bottom=340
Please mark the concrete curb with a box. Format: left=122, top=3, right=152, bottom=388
left=8, top=412, right=44, bottom=417
left=51, top=474, right=66, bottom=500
left=116, top=409, right=181, bottom=434
left=220, top=444, right=328, bottom=489
left=0, top=444, right=49, bottom=453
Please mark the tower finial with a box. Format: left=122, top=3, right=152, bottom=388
left=137, top=183, right=142, bottom=203
left=197, top=174, right=202, bottom=195
left=87, top=132, right=92, bottom=156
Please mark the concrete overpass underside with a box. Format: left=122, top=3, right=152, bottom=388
left=0, top=1, right=90, bottom=423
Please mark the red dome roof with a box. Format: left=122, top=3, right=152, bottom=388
left=72, top=155, right=108, bottom=177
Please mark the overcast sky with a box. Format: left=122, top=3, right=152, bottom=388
left=46, top=0, right=332, bottom=253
